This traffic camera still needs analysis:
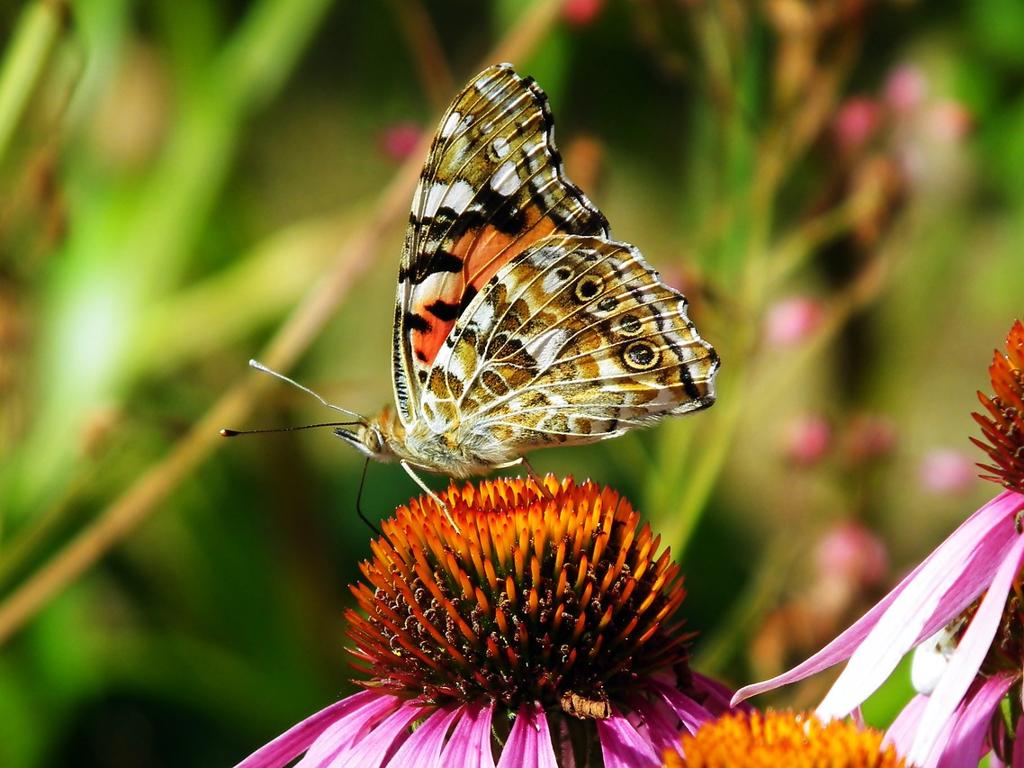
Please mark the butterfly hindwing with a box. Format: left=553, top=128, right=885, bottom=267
left=418, top=234, right=719, bottom=453
left=393, top=63, right=609, bottom=425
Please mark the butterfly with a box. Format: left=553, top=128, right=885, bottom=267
left=242, top=64, right=719, bottom=493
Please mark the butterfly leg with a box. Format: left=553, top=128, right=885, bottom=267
left=400, top=460, right=461, bottom=532
left=519, top=456, right=555, bottom=498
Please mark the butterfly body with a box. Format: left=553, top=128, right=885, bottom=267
left=337, top=408, right=502, bottom=479
left=336, top=64, right=718, bottom=478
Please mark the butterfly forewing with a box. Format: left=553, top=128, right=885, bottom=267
left=394, top=63, right=609, bottom=425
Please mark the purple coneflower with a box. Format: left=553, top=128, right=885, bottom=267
left=733, top=320, right=1024, bottom=766
left=236, top=476, right=732, bottom=767
left=662, top=710, right=906, bottom=767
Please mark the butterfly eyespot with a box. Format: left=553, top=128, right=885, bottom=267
left=555, top=266, right=573, bottom=282
left=618, top=314, right=643, bottom=336
left=574, top=275, right=604, bottom=303
left=623, top=340, right=661, bottom=371
left=596, top=296, right=618, bottom=312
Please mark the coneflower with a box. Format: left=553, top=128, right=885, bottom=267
left=733, top=320, right=1024, bottom=767
left=236, top=476, right=732, bottom=767
left=662, top=711, right=907, bottom=767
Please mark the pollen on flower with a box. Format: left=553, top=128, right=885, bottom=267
left=663, top=711, right=907, bottom=768
left=345, top=476, right=689, bottom=712
left=972, top=319, right=1024, bottom=494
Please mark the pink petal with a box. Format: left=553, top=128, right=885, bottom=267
left=597, top=711, right=661, bottom=768
left=384, top=704, right=460, bottom=768
left=234, top=690, right=389, bottom=768
left=935, top=673, right=1016, bottom=768
left=818, top=492, right=1022, bottom=718
left=1013, top=714, right=1024, bottom=768
left=733, top=492, right=1021, bottom=707
left=884, top=694, right=928, bottom=756
left=651, top=681, right=715, bottom=734
left=297, top=693, right=403, bottom=766
left=439, top=702, right=496, bottom=768
left=496, top=704, right=558, bottom=768
left=690, top=672, right=743, bottom=714
left=627, top=694, right=684, bottom=756
left=329, top=700, right=422, bottom=768
left=909, top=531, right=1024, bottom=764
left=988, top=716, right=1008, bottom=768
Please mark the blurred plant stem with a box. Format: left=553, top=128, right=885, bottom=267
left=646, top=4, right=866, bottom=556
left=0, top=0, right=67, bottom=168
left=134, top=208, right=364, bottom=373
left=693, top=248, right=890, bottom=675
left=386, top=0, right=453, bottom=111
left=695, top=534, right=795, bottom=674
left=0, top=0, right=562, bottom=647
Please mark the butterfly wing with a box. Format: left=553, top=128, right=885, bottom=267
left=393, top=63, right=609, bottom=425
left=417, top=234, right=719, bottom=459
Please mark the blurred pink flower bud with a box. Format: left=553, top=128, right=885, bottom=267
left=563, top=0, right=604, bottom=26
left=926, top=100, right=972, bottom=143
left=884, top=65, right=927, bottom=114
left=845, top=414, right=897, bottom=464
left=814, top=521, right=889, bottom=589
left=782, top=415, right=831, bottom=466
left=765, top=297, right=823, bottom=346
left=919, top=449, right=976, bottom=495
left=378, top=122, right=423, bottom=162
left=833, top=97, right=881, bottom=152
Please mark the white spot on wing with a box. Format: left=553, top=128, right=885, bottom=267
left=446, top=351, right=467, bottom=383
left=417, top=271, right=449, bottom=298
left=542, top=266, right=573, bottom=293
left=490, top=160, right=520, bottom=196
left=472, top=297, right=495, bottom=334
left=525, top=328, right=567, bottom=371
left=492, top=137, right=510, bottom=158
left=440, top=111, right=461, bottom=138
left=423, top=180, right=475, bottom=217
left=595, top=354, right=623, bottom=380
left=420, top=393, right=450, bottom=433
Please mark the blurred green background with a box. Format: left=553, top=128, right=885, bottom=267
left=1, top=0, right=1022, bottom=764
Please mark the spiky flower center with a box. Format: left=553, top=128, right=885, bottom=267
left=664, top=711, right=907, bottom=767
left=345, top=476, right=689, bottom=712
left=973, top=319, right=1024, bottom=494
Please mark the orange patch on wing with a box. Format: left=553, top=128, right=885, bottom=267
left=411, top=207, right=559, bottom=367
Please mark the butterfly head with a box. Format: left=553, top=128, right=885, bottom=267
left=333, top=407, right=403, bottom=463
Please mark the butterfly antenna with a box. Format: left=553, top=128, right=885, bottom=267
left=219, top=421, right=362, bottom=438
left=248, top=359, right=365, bottom=422
left=355, top=457, right=381, bottom=537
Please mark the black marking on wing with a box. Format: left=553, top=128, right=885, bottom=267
left=399, top=249, right=464, bottom=284
left=404, top=312, right=432, bottom=333
left=425, top=299, right=462, bottom=321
